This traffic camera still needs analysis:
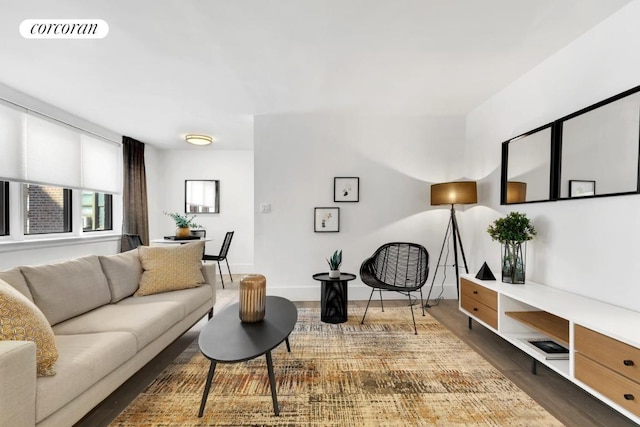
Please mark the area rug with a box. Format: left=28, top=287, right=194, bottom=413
left=110, top=306, right=563, bottom=426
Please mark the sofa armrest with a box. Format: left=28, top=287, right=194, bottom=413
left=0, top=341, right=36, bottom=427
left=201, top=262, right=217, bottom=309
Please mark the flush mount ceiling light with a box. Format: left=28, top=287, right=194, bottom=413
left=185, top=134, right=213, bottom=146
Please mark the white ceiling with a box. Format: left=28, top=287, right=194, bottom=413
left=0, top=0, right=633, bottom=150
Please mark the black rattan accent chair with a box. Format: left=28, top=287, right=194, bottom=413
left=203, top=231, right=234, bottom=289
left=360, top=242, right=430, bottom=334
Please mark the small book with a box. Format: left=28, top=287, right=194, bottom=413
left=521, top=339, right=569, bottom=360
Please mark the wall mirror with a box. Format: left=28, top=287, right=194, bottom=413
left=185, top=180, right=219, bottom=213
left=559, top=90, right=640, bottom=199
left=501, top=84, right=640, bottom=204
left=503, top=126, right=552, bottom=204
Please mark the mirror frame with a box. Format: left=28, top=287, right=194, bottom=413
left=501, top=84, right=640, bottom=205
left=500, top=123, right=557, bottom=205
left=185, top=180, right=220, bottom=214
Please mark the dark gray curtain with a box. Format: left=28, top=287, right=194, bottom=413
left=121, top=136, right=149, bottom=251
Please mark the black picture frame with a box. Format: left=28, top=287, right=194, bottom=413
left=314, top=207, right=340, bottom=232
left=185, top=180, right=220, bottom=213
left=569, top=180, right=596, bottom=198
left=334, top=177, right=359, bottom=202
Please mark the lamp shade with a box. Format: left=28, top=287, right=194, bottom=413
left=431, top=181, right=477, bottom=206
left=506, top=181, right=527, bottom=203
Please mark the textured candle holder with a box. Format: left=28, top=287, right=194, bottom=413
left=239, top=274, right=266, bottom=323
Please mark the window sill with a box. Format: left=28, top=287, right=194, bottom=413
left=0, top=234, right=121, bottom=253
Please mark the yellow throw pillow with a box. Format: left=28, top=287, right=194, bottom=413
left=136, top=241, right=205, bottom=296
left=0, top=278, right=58, bottom=377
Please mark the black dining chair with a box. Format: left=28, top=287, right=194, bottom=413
left=203, top=231, right=234, bottom=289
left=360, top=242, right=430, bottom=334
left=190, top=229, right=207, bottom=239
left=122, top=233, right=143, bottom=251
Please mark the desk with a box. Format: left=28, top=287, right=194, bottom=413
left=312, top=272, right=356, bottom=324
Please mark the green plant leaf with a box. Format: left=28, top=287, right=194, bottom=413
left=487, top=211, right=536, bottom=244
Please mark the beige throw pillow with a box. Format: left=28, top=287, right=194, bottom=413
left=0, top=279, right=58, bottom=377
left=136, top=241, right=205, bottom=296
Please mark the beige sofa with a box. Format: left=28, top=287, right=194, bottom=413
left=0, top=244, right=216, bottom=427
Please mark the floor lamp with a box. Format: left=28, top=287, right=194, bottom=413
left=425, top=181, right=477, bottom=303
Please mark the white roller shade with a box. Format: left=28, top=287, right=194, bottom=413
left=0, top=101, right=26, bottom=181
left=25, top=114, right=81, bottom=188
left=81, top=134, right=122, bottom=194
left=0, top=103, right=122, bottom=193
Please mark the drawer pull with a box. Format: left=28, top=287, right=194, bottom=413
left=473, top=308, right=478, bottom=312
left=624, top=394, right=635, bottom=401
left=623, top=359, right=635, bottom=366
left=473, top=290, right=478, bottom=294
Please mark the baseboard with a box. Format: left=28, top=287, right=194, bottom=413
left=265, top=283, right=459, bottom=302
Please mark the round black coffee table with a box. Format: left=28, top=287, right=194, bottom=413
left=198, top=296, right=298, bottom=417
left=312, top=272, right=356, bottom=324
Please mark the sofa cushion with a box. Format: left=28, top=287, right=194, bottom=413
left=0, top=279, right=58, bottom=377
left=118, top=285, right=213, bottom=317
left=35, top=332, right=137, bottom=423
left=99, top=250, right=142, bottom=303
left=0, top=267, right=32, bottom=301
left=21, top=255, right=112, bottom=326
left=52, top=301, right=184, bottom=351
left=136, top=241, right=205, bottom=296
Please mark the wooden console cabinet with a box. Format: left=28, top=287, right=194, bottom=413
left=459, top=275, right=640, bottom=424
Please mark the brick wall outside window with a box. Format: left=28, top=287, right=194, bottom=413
left=24, top=184, right=70, bottom=234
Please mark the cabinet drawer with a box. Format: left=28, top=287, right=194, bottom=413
left=460, top=278, right=497, bottom=310
left=575, top=325, right=640, bottom=383
left=461, top=295, right=497, bottom=329
left=575, top=353, right=640, bottom=417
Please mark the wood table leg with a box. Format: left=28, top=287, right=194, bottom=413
left=265, top=350, right=279, bottom=416
left=198, top=361, right=217, bottom=417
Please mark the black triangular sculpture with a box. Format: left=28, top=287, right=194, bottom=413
left=475, top=262, right=496, bottom=281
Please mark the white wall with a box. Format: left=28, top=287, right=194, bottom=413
left=147, top=149, right=254, bottom=273
left=465, top=0, right=640, bottom=311
left=254, top=113, right=468, bottom=300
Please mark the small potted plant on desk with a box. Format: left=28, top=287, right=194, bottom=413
left=164, top=211, right=201, bottom=238
left=487, top=211, right=536, bottom=284
left=327, top=249, right=342, bottom=278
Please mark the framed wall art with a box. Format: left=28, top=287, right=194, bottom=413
left=334, top=177, right=359, bottom=202
left=314, top=207, right=340, bottom=232
left=569, top=180, right=596, bottom=198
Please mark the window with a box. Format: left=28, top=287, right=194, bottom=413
left=23, top=183, right=72, bottom=235
left=0, top=181, right=8, bottom=236
left=82, top=191, right=113, bottom=231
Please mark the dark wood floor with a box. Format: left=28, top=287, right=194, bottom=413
left=75, top=298, right=636, bottom=427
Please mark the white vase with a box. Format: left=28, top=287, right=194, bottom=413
left=329, top=269, right=340, bottom=279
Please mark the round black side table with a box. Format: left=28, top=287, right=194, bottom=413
left=312, top=272, right=356, bottom=324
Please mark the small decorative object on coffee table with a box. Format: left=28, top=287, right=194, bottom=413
left=198, top=296, right=297, bottom=417
left=487, top=211, right=536, bottom=284
left=312, top=272, right=356, bottom=323
left=239, top=274, right=267, bottom=322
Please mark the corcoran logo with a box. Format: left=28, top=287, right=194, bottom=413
left=20, top=19, right=109, bottom=39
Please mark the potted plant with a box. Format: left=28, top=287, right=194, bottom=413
left=327, top=249, right=342, bottom=278
left=487, top=211, right=536, bottom=284
left=164, top=211, right=201, bottom=238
